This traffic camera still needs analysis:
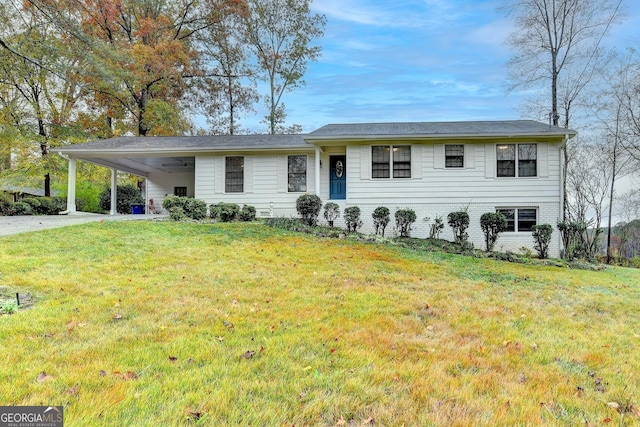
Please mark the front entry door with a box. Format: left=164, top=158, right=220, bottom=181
left=330, top=155, right=346, bottom=200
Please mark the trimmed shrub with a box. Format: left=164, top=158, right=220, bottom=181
left=183, top=198, right=208, bottom=220
left=239, top=204, right=257, bottom=222
left=344, top=206, right=362, bottom=232
left=21, top=197, right=41, bottom=213
left=395, top=208, right=417, bottom=237
left=168, top=206, right=186, bottom=221
left=11, top=202, right=32, bottom=216
left=0, top=196, right=13, bottom=216
left=323, top=202, right=340, bottom=227
left=448, top=211, right=470, bottom=246
left=36, top=197, right=56, bottom=215
left=480, top=212, right=508, bottom=252
left=429, top=215, right=445, bottom=239
left=99, top=184, right=143, bottom=214
left=372, top=207, right=390, bottom=236
left=210, top=202, right=240, bottom=222
left=162, top=195, right=183, bottom=211
left=532, top=224, right=553, bottom=259
left=296, top=194, right=322, bottom=226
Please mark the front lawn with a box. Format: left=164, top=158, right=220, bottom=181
left=0, top=221, right=639, bottom=426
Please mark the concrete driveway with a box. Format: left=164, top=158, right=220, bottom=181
left=0, top=213, right=167, bottom=237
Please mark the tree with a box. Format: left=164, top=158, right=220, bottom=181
left=244, top=0, right=325, bottom=134
left=197, top=2, right=258, bottom=135
left=502, top=0, right=625, bottom=219
left=18, top=0, right=246, bottom=137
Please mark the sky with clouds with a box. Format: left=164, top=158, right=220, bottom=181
left=240, top=0, right=640, bottom=133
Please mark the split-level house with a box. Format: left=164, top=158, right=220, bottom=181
left=58, top=120, right=576, bottom=257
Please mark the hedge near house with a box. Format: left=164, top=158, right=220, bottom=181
left=296, top=194, right=322, bottom=226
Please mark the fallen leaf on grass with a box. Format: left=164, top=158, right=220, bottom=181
left=607, top=402, right=621, bottom=412
left=186, top=408, right=202, bottom=421
left=67, top=386, right=80, bottom=395
left=113, top=313, right=123, bottom=320
left=113, top=371, right=138, bottom=380
left=335, top=418, right=346, bottom=426
left=36, top=372, right=53, bottom=383
left=239, top=350, right=256, bottom=360
left=99, top=370, right=107, bottom=377
left=363, top=415, right=375, bottom=425
left=168, top=356, right=178, bottom=362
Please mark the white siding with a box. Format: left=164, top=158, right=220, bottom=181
left=191, top=152, right=316, bottom=218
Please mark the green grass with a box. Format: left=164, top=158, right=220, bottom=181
left=1, top=221, right=639, bottom=426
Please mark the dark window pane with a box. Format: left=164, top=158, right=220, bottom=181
left=518, top=209, right=537, bottom=231
left=497, top=209, right=515, bottom=232
left=445, top=144, right=464, bottom=168
left=444, top=144, right=464, bottom=168
left=372, top=146, right=390, bottom=178
left=225, top=156, right=244, bottom=193
left=288, top=155, right=307, bottom=192
left=496, top=144, right=515, bottom=177
left=393, top=146, right=411, bottom=178
left=518, top=144, right=537, bottom=177
left=174, top=186, right=187, bottom=197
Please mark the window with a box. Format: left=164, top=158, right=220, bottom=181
left=496, top=144, right=537, bottom=177
left=497, top=208, right=537, bottom=232
left=372, top=145, right=411, bottom=179
left=225, top=156, right=244, bottom=193
left=445, top=144, right=464, bottom=168
left=288, top=155, right=307, bottom=192
left=173, top=186, right=187, bottom=197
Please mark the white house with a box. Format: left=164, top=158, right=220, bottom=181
left=58, top=120, right=576, bottom=257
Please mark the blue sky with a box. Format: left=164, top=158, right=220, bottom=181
left=241, top=0, right=640, bottom=133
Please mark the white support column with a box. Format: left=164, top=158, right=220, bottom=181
left=315, top=146, right=321, bottom=196
left=66, top=158, right=77, bottom=213
left=110, top=169, right=117, bottom=216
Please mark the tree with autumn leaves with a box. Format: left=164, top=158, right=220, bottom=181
left=0, top=0, right=325, bottom=195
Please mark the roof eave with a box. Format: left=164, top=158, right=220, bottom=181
left=304, top=131, right=576, bottom=144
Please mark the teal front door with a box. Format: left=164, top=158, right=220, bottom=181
left=330, top=155, right=346, bottom=200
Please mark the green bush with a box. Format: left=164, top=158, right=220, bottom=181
left=168, top=206, right=186, bottom=221
left=183, top=198, right=208, bottom=220
left=429, top=215, right=445, bottom=239
left=162, top=195, right=183, bottom=211
left=99, top=184, right=143, bottom=214
left=323, top=202, right=340, bottom=227
left=21, top=197, right=41, bottom=213
left=36, top=197, right=56, bottom=215
left=296, top=194, right=322, bottom=226
left=239, top=205, right=257, bottom=222
left=532, top=224, right=553, bottom=259
left=344, top=206, right=362, bottom=232
left=480, top=212, right=508, bottom=252
left=448, top=211, right=470, bottom=246
left=11, top=202, right=32, bottom=216
left=372, top=207, right=390, bottom=236
left=0, top=196, right=13, bottom=216
left=210, top=202, right=240, bottom=222
left=395, top=209, right=417, bottom=237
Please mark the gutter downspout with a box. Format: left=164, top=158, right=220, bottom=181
left=57, top=152, right=77, bottom=215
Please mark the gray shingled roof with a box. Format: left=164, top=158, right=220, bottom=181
left=58, top=134, right=309, bottom=153
left=307, top=120, right=576, bottom=139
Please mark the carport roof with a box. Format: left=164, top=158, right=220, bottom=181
left=58, top=134, right=310, bottom=155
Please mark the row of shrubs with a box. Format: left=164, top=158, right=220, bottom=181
left=162, top=195, right=256, bottom=222
left=0, top=195, right=83, bottom=216
left=295, top=194, right=554, bottom=259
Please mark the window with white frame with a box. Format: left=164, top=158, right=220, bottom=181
left=497, top=208, right=537, bottom=232
left=496, top=143, right=537, bottom=177
left=445, top=144, right=464, bottom=168
left=288, top=155, right=307, bottom=192
left=225, top=156, right=244, bottom=193
left=372, top=145, right=411, bottom=178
